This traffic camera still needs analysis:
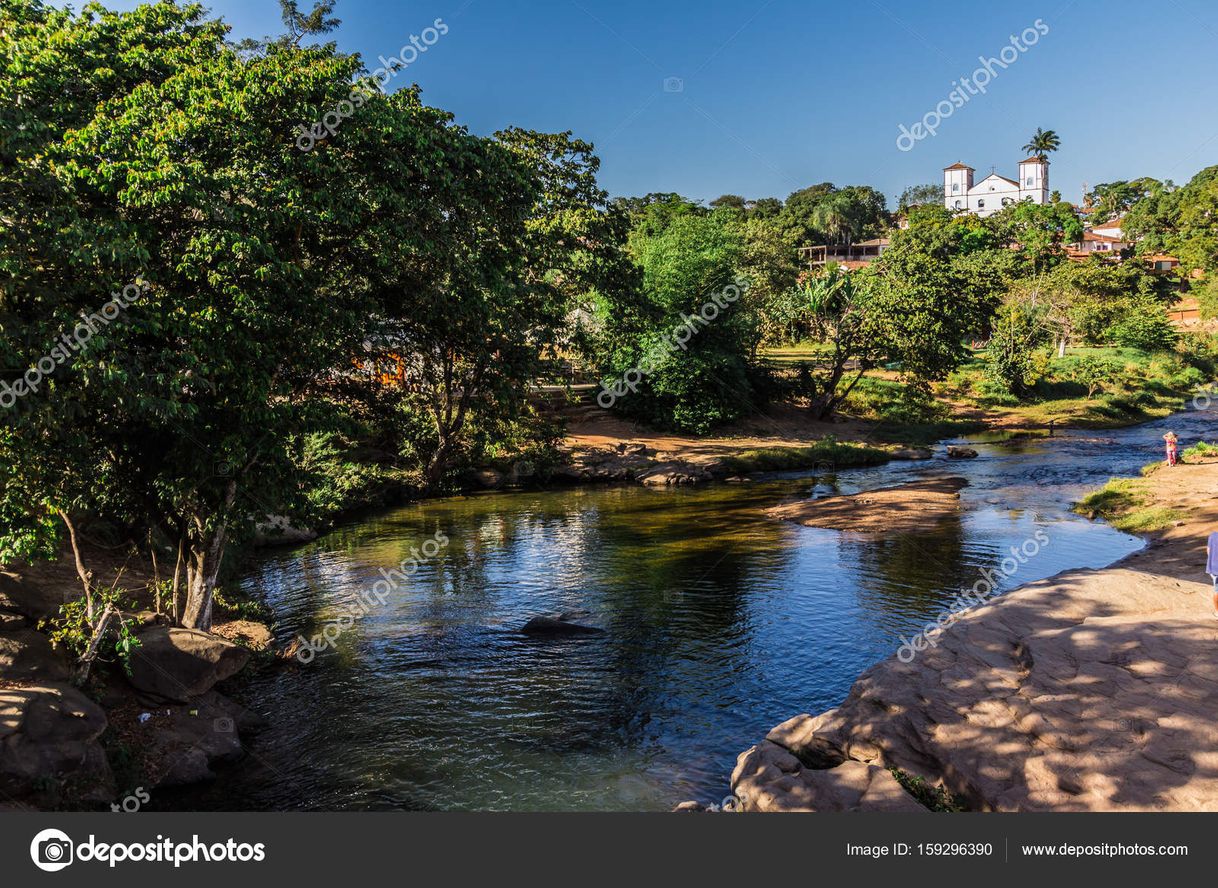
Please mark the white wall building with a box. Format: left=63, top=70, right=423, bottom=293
left=943, top=156, right=1050, bottom=217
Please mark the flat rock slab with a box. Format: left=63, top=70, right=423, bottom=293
left=768, top=476, right=968, bottom=534
left=733, top=552, right=1218, bottom=812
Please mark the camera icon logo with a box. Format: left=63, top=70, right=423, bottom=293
left=663, top=76, right=684, bottom=93
left=30, top=828, right=74, bottom=872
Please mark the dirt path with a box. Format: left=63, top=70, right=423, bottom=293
left=730, top=456, right=1218, bottom=812
left=563, top=402, right=885, bottom=466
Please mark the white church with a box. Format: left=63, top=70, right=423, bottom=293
left=943, top=156, right=1049, bottom=217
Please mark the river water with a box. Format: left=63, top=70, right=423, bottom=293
left=161, top=407, right=1216, bottom=811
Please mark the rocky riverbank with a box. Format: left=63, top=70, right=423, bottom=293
left=0, top=555, right=274, bottom=810
left=727, top=456, right=1218, bottom=812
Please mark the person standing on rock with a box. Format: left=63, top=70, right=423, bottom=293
left=1208, top=532, right=1218, bottom=619
left=1163, top=431, right=1179, bottom=466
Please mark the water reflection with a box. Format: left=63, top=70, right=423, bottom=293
left=159, top=408, right=1218, bottom=812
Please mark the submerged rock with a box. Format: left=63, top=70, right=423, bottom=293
left=521, top=616, right=605, bottom=636
left=891, top=447, right=933, bottom=460
left=637, top=461, right=713, bottom=487
left=946, top=445, right=979, bottom=459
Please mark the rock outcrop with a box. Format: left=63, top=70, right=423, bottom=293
left=138, top=691, right=264, bottom=787
left=126, top=627, right=251, bottom=702
left=732, top=741, right=926, bottom=812
left=730, top=540, right=1218, bottom=811
left=946, top=445, right=979, bottom=459
left=253, top=514, right=317, bottom=546
left=0, top=628, right=71, bottom=684
left=0, top=683, right=113, bottom=802
left=210, top=619, right=274, bottom=653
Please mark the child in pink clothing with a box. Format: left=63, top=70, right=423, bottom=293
left=1163, top=432, right=1179, bottom=466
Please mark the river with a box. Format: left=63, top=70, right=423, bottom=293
left=158, top=407, right=1215, bottom=811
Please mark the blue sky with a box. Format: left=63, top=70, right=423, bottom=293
left=91, top=0, right=1218, bottom=208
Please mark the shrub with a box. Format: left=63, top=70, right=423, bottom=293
left=1108, top=306, right=1178, bottom=351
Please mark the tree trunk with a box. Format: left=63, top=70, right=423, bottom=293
left=180, top=481, right=236, bottom=632
left=74, top=605, right=116, bottom=685
left=58, top=511, right=94, bottom=621
left=811, top=360, right=848, bottom=420
left=170, top=534, right=184, bottom=625
left=181, top=527, right=226, bottom=632
left=424, top=438, right=452, bottom=490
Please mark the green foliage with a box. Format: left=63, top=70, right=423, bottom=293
left=897, top=183, right=942, bottom=213
left=985, top=302, right=1050, bottom=398
left=1022, top=127, right=1061, bottom=158
left=596, top=210, right=756, bottom=434
left=41, top=589, right=143, bottom=676
left=0, top=0, right=583, bottom=629
left=1124, top=166, right=1218, bottom=275
left=293, top=432, right=401, bottom=521
left=1074, top=477, right=1186, bottom=532
left=1058, top=355, right=1122, bottom=399
left=1108, top=305, right=1178, bottom=351
left=777, top=183, right=888, bottom=246
left=1182, top=441, right=1218, bottom=460
left=889, top=768, right=965, bottom=813
left=843, top=376, right=945, bottom=424
left=1086, top=178, right=1165, bottom=222
left=719, top=438, right=889, bottom=473
left=989, top=200, right=1083, bottom=270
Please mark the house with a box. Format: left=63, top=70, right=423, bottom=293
left=799, top=238, right=890, bottom=271
left=943, top=157, right=1049, bottom=217
left=1065, top=214, right=1184, bottom=272
left=1071, top=229, right=1129, bottom=255
left=1091, top=215, right=1127, bottom=240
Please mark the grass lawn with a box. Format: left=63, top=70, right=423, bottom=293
left=1074, top=477, right=1187, bottom=533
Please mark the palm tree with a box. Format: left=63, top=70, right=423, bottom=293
left=811, top=193, right=859, bottom=246
left=1022, top=128, right=1061, bottom=160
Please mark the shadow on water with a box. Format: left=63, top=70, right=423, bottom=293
left=155, top=407, right=1216, bottom=812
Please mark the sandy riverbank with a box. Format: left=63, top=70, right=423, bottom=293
left=768, top=477, right=968, bottom=534
left=728, top=456, right=1218, bottom=812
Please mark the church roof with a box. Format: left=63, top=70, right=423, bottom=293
left=975, top=172, right=1020, bottom=187
left=943, top=161, right=974, bottom=171
left=1019, top=155, right=1050, bottom=164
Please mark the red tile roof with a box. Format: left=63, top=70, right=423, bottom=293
left=943, top=162, right=974, bottom=171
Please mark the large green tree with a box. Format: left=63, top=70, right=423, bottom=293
left=0, top=1, right=553, bottom=631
